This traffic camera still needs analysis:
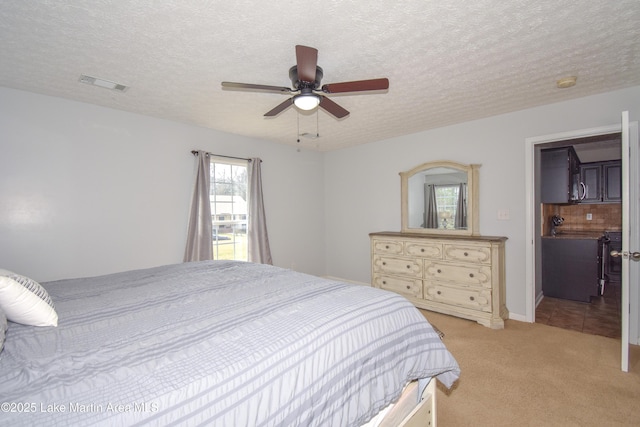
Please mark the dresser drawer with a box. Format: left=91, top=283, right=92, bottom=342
left=373, top=256, right=422, bottom=278
left=373, top=275, right=423, bottom=298
left=370, top=232, right=507, bottom=329
left=424, top=261, right=491, bottom=286
left=444, top=244, right=491, bottom=264
left=424, top=282, right=492, bottom=312
left=373, top=240, right=404, bottom=255
left=405, top=241, right=442, bottom=259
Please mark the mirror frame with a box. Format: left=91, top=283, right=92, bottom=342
left=400, top=160, right=481, bottom=236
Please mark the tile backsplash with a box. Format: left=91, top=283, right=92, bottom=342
left=542, top=203, right=622, bottom=234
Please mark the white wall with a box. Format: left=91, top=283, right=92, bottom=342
left=324, top=86, right=640, bottom=321
left=0, top=87, right=325, bottom=281
left=2, top=85, right=639, bottom=326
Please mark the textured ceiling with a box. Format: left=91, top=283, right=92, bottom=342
left=1, top=0, right=639, bottom=151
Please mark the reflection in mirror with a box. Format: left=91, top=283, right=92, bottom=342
left=401, top=161, right=480, bottom=236
left=407, top=168, right=468, bottom=230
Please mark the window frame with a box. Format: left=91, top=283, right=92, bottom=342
left=209, top=157, right=249, bottom=261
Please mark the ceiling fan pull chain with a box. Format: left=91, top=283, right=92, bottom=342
left=296, top=112, right=303, bottom=152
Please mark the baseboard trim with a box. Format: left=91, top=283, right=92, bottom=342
left=535, top=292, right=544, bottom=308
left=508, top=312, right=528, bottom=322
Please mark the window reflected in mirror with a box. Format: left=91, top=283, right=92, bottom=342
left=433, top=184, right=466, bottom=230
left=401, top=161, right=480, bottom=236
left=408, top=168, right=467, bottom=230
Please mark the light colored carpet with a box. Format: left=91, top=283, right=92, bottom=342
left=419, top=310, right=640, bottom=427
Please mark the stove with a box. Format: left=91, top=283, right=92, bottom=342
left=605, top=231, right=622, bottom=283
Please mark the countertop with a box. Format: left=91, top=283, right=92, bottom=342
left=542, top=230, right=607, bottom=240
left=369, top=231, right=508, bottom=242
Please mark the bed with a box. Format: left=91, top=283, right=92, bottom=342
left=0, top=260, right=459, bottom=426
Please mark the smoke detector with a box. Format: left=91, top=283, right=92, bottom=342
left=556, top=76, right=577, bottom=89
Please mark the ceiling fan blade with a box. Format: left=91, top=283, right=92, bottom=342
left=322, top=78, right=389, bottom=94
left=319, top=96, right=349, bottom=119
left=222, top=81, right=292, bottom=93
left=295, top=45, right=318, bottom=83
left=264, top=98, right=294, bottom=117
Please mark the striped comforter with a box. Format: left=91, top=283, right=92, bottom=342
left=0, top=261, right=459, bottom=426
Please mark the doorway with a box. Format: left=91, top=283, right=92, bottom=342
left=533, top=133, right=622, bottom=337
left=525, top=119, right=639, bottom=347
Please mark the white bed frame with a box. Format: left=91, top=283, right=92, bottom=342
left=373, top=378, right=437, bottom=427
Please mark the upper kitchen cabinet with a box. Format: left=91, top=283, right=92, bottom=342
left=541, top=147, right=582, bottom=204
left=603, top=162, right=622, bottom=202
left=580, top=164, right=601, bottom=203
left=579, top=160, right=622, bottom=204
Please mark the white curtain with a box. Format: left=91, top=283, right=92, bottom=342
left=183, top=151, right=212, bottom=262
left=248, top=158, right=272, bottom=264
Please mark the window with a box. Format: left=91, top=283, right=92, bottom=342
left=209, top=158, right=248, bottom=260
left=434, top=185, right=461, bottom=229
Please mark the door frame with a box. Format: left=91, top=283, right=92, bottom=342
left=524, top=120, right=639, bottom=345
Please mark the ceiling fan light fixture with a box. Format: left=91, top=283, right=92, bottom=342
left=222, top=45, right=386, bottom=119
left=293, top=93, right=320, bottom=110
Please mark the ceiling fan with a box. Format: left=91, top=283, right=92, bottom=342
left=221, top=45, right=389, bottom=119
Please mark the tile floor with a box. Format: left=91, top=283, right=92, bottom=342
left=535, top=281, right=621, bottom=338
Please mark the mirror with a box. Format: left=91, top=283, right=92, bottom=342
left=400, top=161, right=480, bottom=236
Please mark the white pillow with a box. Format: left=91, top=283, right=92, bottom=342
left=0, top=270, right=58, bottom=327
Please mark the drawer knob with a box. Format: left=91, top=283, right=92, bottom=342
left=406, top=285, right=411, bottom=290
left=469, top=273, right=474, bottom=278
left=382, top=262, right=386, bottom=265
left=469, top=296, right=475, bottom=301
left=382, top=281, right=387, bottom=285
left=437, top=269, right=442, bottom=273
left=406, top=265, right=411, bottom=269
left=421, top=248, right=425, bottom=252
left=437, top=290, right=441, bottom=295
left=464, top=252, right=469, bottom=256
left=385, top=245, right=390, bottom=249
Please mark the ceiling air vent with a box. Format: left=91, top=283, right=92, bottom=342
left=79, top=75, right=128, bottom=92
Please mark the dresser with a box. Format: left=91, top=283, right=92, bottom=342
left=370, top=232, right=508, bottom=329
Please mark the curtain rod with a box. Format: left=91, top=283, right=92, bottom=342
left=190, top=150, right=260, bottom=162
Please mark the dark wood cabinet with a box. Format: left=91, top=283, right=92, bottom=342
left=580, top=164, right=601, bottom=203
left=542, top=238, right=600, bottom=302
left=579, top=160, right=621, bottom=204
left=603, top=162, right=622, bottom=202
left=541, top=147, right=582, bottom=204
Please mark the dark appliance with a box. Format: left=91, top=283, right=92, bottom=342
left=606, top=231, right=622, bottom=283
left=598, top=234, right=610, bottom=295
left=540, top=147, right=584, bottom=204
